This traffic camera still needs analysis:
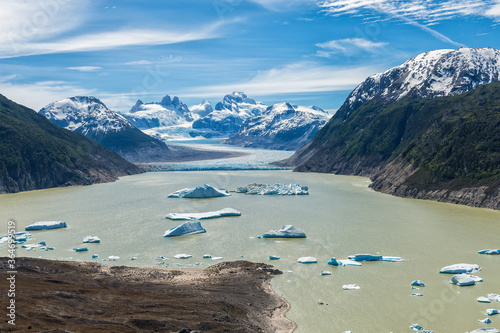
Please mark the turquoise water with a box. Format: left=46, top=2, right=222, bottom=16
left=1, top=170, right=499, bottom=332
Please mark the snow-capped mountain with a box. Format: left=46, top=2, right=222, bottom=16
left=123, top=95, right=194, bottom=140
left=340, top=47, right=500, bottom=117
left=188, top=100, right=213, bottom=119
left=224, top=103, right=331, bottom=150
left=39, top=96, right=173, bottom=162
left=190, top=92, right=268, bottom=138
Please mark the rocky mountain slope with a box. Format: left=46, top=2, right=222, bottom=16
left=279, top=47, right=500, bottom=209
left=190, top=92, right=268, bottom=138
left=39, top=97, right=174, bottom=162
left=0, top=94, right=142, bottom=194
left=224, top=102, right=330, bottom=150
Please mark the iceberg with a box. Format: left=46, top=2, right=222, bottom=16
left=21, top=241, right=46, bottom=250
left=348, top=254, right=383, bottom=261
left=381, top=256, right=404, bottom=262
left=328, top=257, right=362, bottom=266
left=91, top=254, right=99, bottom=258
left=411, top=280, right=425, bottom=287
left=269, top=255, right=280, bottom=260
left=203, top=254, right=212, bottom=258
left=488, top=294, right=500, bottom=302
left=130, top=257, right=138, bottom=260
left=211, top=256, right=223, bottom=260
left=487, top=309, right=500, bottom=316
left=321, top=270, right=332, bottom=275
left=478, top=249, right=500, bottom=255
left=440, top=263, right=481, bottom=274
left=235, top=183, right=309, bottom=195
left=166, top=208, right=241, bottom=220
left=168, top=184, right=230, bottom=198
left=410, top=324, right=424, bottom=331
left=174, top=253, right=192, bottom=259
left=411, top=293, right=424, bottom=297
left=156, top=256, right=168, bottom=260
left=470, top=328, right=500, bottom=333
left=477, top=296, right=491, bottom=303
left=25, top=221, right=67, bottom=231
left=479, top=318, right=492, bottom=323
left=298, top=256, right=317, bottom=263
left=164, top=221, right=207, bottom=237
left=83, top=236, right=100, bottom=243
left=342, top=284, right=360, bottom=290
left=450, top=274, right=480, bottom=286
left=262, top=225, right=306, bottom=238
left=107, top=256, right=119, bottom=261
left=73, top=247, right=88, bottom=252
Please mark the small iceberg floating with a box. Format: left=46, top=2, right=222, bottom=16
left=130, top=257, right=138, bottom=260
left=298, top=256, right=317, bottom=264
left=166, top=208, right=241, bottom=220
left=91, top=254, right=99, bottom=258
left=321, top=270, right=332, bottom=275
left=83, top=236, right=101, bottom=243
left=25, top=221, right=67, bottom=231
left=348, top=254, right=383, bottom=261
left=168, top=184, right=230, bottom=198
left=478, top=296, right=492, bottom=303
left=440, top=263, right=481, bottom=274
left=411, top=280, right=425, bottom=287
left=450, top=274, right=482, bottom=286
left=22, top=241, right=46, bottom=250
left=479, top=318, right=492, bottom=323
left=269, top=255, right=280, bottom=260
left=470, top=328, right=500, bottom=333
left=156, top=256, right=168, bottom=260
left=203, top=254, right=212, bottom=258
left=411, top=293, right=424, bottom=297
left=107, top=256, right=119, bottom=261
left=164, top=221, right=207, bottom=237
left=211, top=256, right=223, bottom=260
left=487, top=309, right=500, bottom=316
left=73, top=247, right=88, bottom=252
left=235, top=183, right=309, bottom=195
left=410, top=324, right=424, bottom=331
left=342, top=284, right=360, bottom=290
left=478, top=249, right=500, bottom=255
left=262, top=225, right=306, bottom=238
left=174, top=253, right=192, bottom=259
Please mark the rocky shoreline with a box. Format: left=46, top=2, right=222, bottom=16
left=0, top=258, right=296, bottom=333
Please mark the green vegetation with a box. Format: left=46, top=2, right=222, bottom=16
left=0, top=95, right=141, bottom=193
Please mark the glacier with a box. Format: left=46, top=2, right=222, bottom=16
left=168, top=184, right=230, bottom=198
left=165, top=208, right=241, bottom=220
left=262, top=225, right=306, bottom=238
left=25, top=221, right=67, bottom=231
left=164, top=221, right=207, bottom=237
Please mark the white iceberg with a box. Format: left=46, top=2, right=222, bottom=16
left=440, top=263, right=481, bottom=274
left=269, top=255, right=280, bottom=260
left=381, top=256, right=404, bottom=262
left=21, top=241, right=46, bottom=250
left=348, top=254, right=383, bottom=261
left=203, top=254, right=212, bottom=258
left=477, top=296, right=491, bottom=303
left=168, top=184, right=230, bottom=198
left=327, top=257, right=362, bottom=266
left=342, top=284, right=360, bottom=290
left=450, top=274, right=481, bottom=286
left=489, top=294, right=500, bottom=302
left=164, top=221, right=207, bottom=237
left=479, top=318, right=492, bottom=323
left=410, top=324, right=424, bottom=331
left=470, top=328, right=500, bottom=333
left=298, top=256, right=317, bottom=263
left=211, top=256, right=223, bottom=260
left=487, top=309, right=500, bottom=316
left=107, top=256, right=119, bottom=261
left=156, top=256, right=168, bottom=260
left=174, top=253, right=192, bottom=259
left=321, top=270, right=332, bottom=275
left=83, top=236, right=100, bottom=243
left=478, top=249, right=500, bottom=255
left=235, top=183, right=309, bottom=195
left=166, top=208, right=241, bottom=220
left=25, top=221, right=67, bottom=231
left=411, top=293, right=424, bottom=297
left=411, top=280, right=425, bottom=287
left=262, top=225, right=306, bottom=238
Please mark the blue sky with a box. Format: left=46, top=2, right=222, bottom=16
left=0, top=0, right=500, bottom=113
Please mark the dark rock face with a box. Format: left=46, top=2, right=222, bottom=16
left=0, top=94, right=143, bottom=194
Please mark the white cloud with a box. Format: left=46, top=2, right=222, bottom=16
left=67, top=66, right=101, bottom=72
left=182, top=61, right=384, bottom=98
left=246, top=0, right=315, bottom=11
left=124, top=60, right=153, bottom=66
left=485, top=1, right=500, bottom=18
left=316, top=38, right=387, bottom=56
left=0, top=80, right=95, bottom=110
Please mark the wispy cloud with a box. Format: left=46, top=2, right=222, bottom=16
left=485, top=1, right=500, bottom=18
left=316, top=38, right=387, bottom=57
left=182, top=61, right=384, bottom=98
left=67, top=66, right=102, bottom=72
left=0, top=79, right=95, bottom=110
left=246, top=0, right=315, bottom=11
left=124, top=60, right=153, bottom=66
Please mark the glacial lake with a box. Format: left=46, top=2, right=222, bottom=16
left=1, top=170, right=499, bottom=332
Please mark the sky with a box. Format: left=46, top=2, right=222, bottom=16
left=0, top=0, right=499, bottom=113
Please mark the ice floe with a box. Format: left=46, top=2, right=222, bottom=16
left=164, top=221, right=207, bottom=237
left=487, top=309, right=500, bottom=316
left=166, top=208, right=241, bottom=220
left=346, top=254, right=404, bottom=262
left=269, top=255, right=280, bottom=260
left=479, top=318, right=492, bottom=323
left=107, top=256, right=119, bottom=261
left=174, top=253, right=192, bottom=259
left=262, top=225, right=306, bottom=238
left=342, top=284, right=360, bottom=290
left=327, top=257, right=362, bottom=266
left=411, top=280, right=425, bottom=287
left=478, top=296, right=491, bottom=303
left=411, top=293, right=424, bottom=297
left=203, top=254, right=212, bottom=258
left=321, top=270, right=332, bottom=275
left=168, top=184, right=230, bottom=198
left=25, top=221, right=67, bottom=231
left=478, top=249, right=500, bottom=255
left=450, top=274, right=482, bottom=286
left=83, top=236, right=100, bottom=243
left=298, top=256, right=317, bottom=263
left=440, top=263, right=481, bottom=274
left=22, top=241, right=46, bottom=250
left=470, top=328, right=500, bottom=333
left=73, top=247, right=88, bottom=252
left=235, top=183, right=309, bottom=195
left=156, top=256, right=168, bottom=260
